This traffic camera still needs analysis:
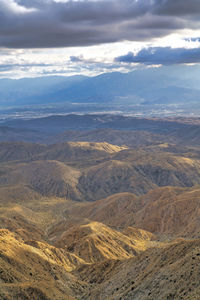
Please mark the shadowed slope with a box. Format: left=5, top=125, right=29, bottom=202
left=79, top=160, right=157, bottom=200
left=0, top=142, right=46, bottom=162
left=68, top=193, right=141, bottom=228
left=0, top=160, right=82, bottom=199
left=134, top=186, right=200, bottom=238
left=1, top=143, right=200, bottom=201
left=78, top=150, right=200, bottom=200
left=0, top=141, right=127, bottom=163
left=80, top=238, right=200, bottom=300
left=0, top=185, right=41, bottom=204
left=67, top=186, right=200, bottom=238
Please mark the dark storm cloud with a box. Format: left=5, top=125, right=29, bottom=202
left=115, top=47, right=200, bottom=65
left=154, top=0, right=200, bottom=16
left=0, top=0, right=200, bottom=48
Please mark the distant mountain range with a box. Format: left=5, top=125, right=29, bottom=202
left=1, top=65, right=200, bottom=107
left=1, top=114, right=200, bottom=148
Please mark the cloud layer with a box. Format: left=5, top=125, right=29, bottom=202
left=0, top=0, right=200, bottom=48
left=115, top=46, right=200, bottom=65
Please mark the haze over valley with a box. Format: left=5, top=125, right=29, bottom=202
left=1, top=66, right=200, bottom=120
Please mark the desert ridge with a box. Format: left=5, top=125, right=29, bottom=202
left=0, top=131, right=200, bottom=299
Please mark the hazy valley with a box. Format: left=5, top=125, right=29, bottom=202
left=1, top=66, right=200, bottom=121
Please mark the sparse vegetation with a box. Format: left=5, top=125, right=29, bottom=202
left=0, top=116, right=200, bottom=299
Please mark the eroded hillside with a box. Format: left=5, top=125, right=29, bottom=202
left=0, top=125, right=200, bottom=300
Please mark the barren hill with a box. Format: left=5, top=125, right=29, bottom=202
left=169, top=125, right=200, bottom=147
left=53, top=129, right=165, bottom=147
left=0, top=141, right=126, bottom=163
left=0, top=229, right=79, bottom=300
left=0, top=141, right=46, bottom=162
left=37, top=141, right=127, bottom=164
left=1, top=144, right=200, bottom=202
left=79, top=238, right=200, bottom=300
left=0, top=134, right=200, bottom=300
left=78, top=151, right=200, bottom=200
left=0, top=160, right=82, bottom=199
left=134, top=186, right=200, bottom=238
left=53, top=222, right=154, bottom=263
left=68, top=186, right=200, bottom=238
left=68, top=193, right=141, bottom=228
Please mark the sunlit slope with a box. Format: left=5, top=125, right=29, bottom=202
left=0, top=229, right=82, bottom=300
left=54, top=222, right=154, bottom=263
left=39, top=142, right=128, bottom=161
left=53, top=129, right=165, bottom=147
left=0, top=225, right=156, bottom=300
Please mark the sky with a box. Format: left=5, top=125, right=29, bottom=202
left=0, top=0, right=200, bottom=78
